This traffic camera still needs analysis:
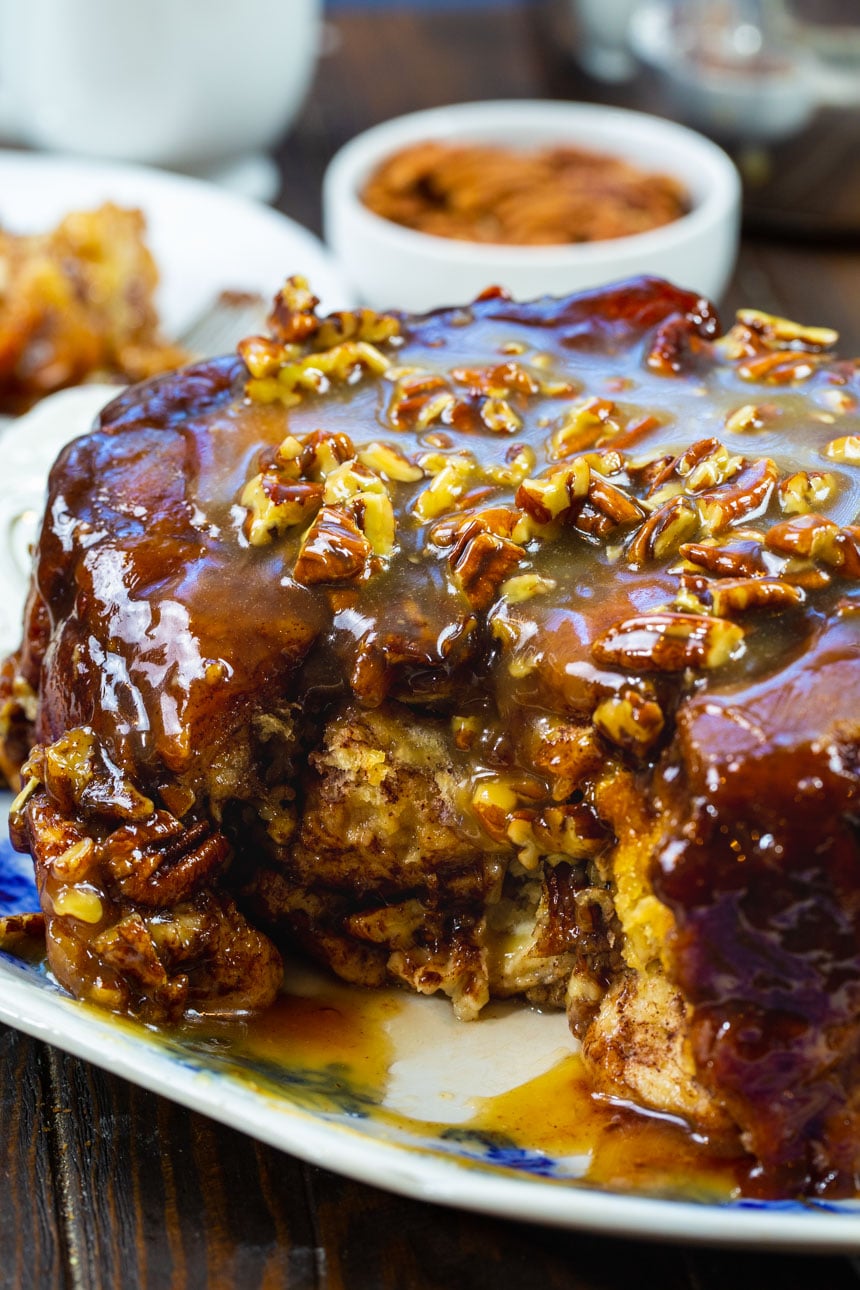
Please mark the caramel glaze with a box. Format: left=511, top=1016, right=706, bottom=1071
left=5, top=277, right=860, bottom=1198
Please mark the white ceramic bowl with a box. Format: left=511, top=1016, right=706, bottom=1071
left=323, top=100, right=741, bottom=313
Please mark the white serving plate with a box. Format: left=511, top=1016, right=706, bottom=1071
left=0, top=180, right=857, bottom=1246
left=0, top=148, right=351, bottom=332
left=324, top=100, right=740, bottom=312
left=1, top=389, right=859, bottom=1248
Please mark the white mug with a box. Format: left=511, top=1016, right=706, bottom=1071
left=0, top=0, right=322, bottom=168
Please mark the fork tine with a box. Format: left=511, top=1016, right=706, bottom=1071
left=180, top=292, right=269, bottom=359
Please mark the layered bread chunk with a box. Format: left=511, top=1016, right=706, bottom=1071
left=1, top=277, right=858, bottom=1196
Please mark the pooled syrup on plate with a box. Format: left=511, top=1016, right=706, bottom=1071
left=179, top=970, right=749, bottom=1201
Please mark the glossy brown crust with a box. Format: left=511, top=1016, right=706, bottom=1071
left=2, top=276, right=859, bottom=1197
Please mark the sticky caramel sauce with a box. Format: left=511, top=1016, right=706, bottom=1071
left=9, top=278, right=860, bottom=1197
left=468, top=1054, right=744, bottom=1199
left=236, top=982, right=396, bottom=1092
left=178, top=971, right=748, bottom=1200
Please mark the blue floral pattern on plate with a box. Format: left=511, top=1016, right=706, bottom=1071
left=3, top=817, right=860, bottom=1247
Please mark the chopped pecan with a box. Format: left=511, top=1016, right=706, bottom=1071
left=265, top=275, right=321, bottom=345
left=452, top=361, right=542, bottom=399
left=644, top=438, right=724, bottom=504
left=350, top=491, right=396, bottom=557
left=609, top=413, right=662, bottom=451
left=593, top=611, right=745, bottom=671
left=301, top=430, right=356, bottom=479
left=105, top=816, right=230, bottom=908
left=356, top=441, right=424, bottom=482
left=678, top=538, right=766, bottom=578
left=93, top=912, right=177, bottom=996
left=681, top=443, right=743, bottom=492
left=778, top=470, right=836, bottom=515
left=23, top=728, right=154, bottom=822
left=293, top=506, right=372, bottom=585
left=451, top=715, right=482, bottom=750
left=322, top=460, right=384, bottom=505
left=246, top=338, right=392, bottom=407
left=571, top=502, right=616, bottom=541
left=499, top=573, right=557, bottom=604
left=819, top=388, right=857, bottom=416
left=535, top=726, right=604, bottom=801
left=430, top=505, right=520, bottom=549
left=483, top=442, right=536, bottom=488
left=314, top=307, right=401, bottom=350
left=734, top=309, right=838, bottom=351
left=823, top=435, right=860, bottom=465
left=592, top=689, right=665, bottom=754
left=450, top=524, right=525, bottom=610
left=507, top=802, right=608, bottom=870
left=765, top=514, right=860, bottom=577
left=412, top=453, right=475, bottom=521
left=481, top=396, right=522, bottom=434
left=516, top=459, right=590, bottom=525
left=0, top=912, right=45, bottom=951
left=695, top=576, right=805, bottom=617
left=626, top=496, right=699, bottom=565
left=737, top=350, right=827, bottom=384
left=471, top=779, right=520, bottom=843
left=724, top=403, right=780, bottom=435
left=580, top=448, right=626, bottom=477
left=242, top=474, right=324, bottom=545
left=548, top=398, right=618, bottom=460
left=696, top=458, right=778, bottom=533
left=583, top=474, right=646, bottom=529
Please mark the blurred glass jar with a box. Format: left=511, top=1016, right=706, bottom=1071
left=533, top=0, right=860, bottom=233
left=0, top=0, right=322, bottom=169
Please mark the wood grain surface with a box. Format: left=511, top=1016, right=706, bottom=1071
left=2, top=5, right=860, bottom=1287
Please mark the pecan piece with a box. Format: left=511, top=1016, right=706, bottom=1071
left=696, top=458, right=778, bottom=533
left=678, top=539, right=766, bottom=579
left=412, top=453, right=475, bottom=521
left=300, top=430, right=356, bottom=479
left=699, top=577, right=805, bottom=617
left=356, top=441, right=424, bottom=482
left=679, top=441, right=743, bottom=492
left=265, top=275, right=321, bottom=344
left=823, top=435, right=860, bottom=466
left=548, top=397, right=618, bottom=460
left=0, top=912, right=45, bottom=951
left=293, top=506, right=372, bottom=585
left=516, top=459, right=590, bottom=525
left=724, top=403, right=780, bottom=435
left=626, top=496, right=699, bottom=566
left=430, top=505, right=520, bottom=549
left=593, top=689, right=665, bottom=754
left=481, top=396, right=522, bottom=434
left=778, top=470, right=836, bottom=515
left=24, top=728, right=154, bottom=822
left=484, top=442, right=536, bottom=487
left=450, top=524, right=525, bottom=610
left=765, top=514, right=860, bottom=577
left=593, top=612, right=745, bottom=671
left=242, top=473, right=324, bottom=545
left=507, top=802, right=608, bottom=870
left=583, top=475, right=646, bottom=529
left=105, top=816, right=230, bottom=908
left=499, top=573, right=557, bottom=604
left=734, top=308, right=838, bottom=350
left=737, top=350, right=827, bottom=384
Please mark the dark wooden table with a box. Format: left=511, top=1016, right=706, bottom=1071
left=3, top=5, right=860, bottom=1287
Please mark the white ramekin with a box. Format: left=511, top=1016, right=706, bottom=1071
left=323, top=100, right=741, bottom=313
